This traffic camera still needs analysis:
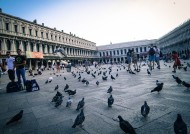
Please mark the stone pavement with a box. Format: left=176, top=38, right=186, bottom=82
left=0, top=60, right=190, bottom=134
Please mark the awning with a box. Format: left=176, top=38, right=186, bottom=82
left=26, top=51, right=43, bottom=59
left=61, top=60, right=68, bottom=65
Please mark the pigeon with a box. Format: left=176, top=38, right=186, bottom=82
left=45, top=80, right=49, bottom=84
left=94, top=71, right=96, bottom=74
left=108, top=95, right=114, bottom=107
left=141, top=101, right=150, bottom=117
left=96, top=81, right=99, bottom=86
left=102, top=76, right=108, bottom=80
left=72, top=109, right=85, bottom=128
left=111, top=75, right=115, bottom=80
left=86, top=81, right=89, bottom=86
left=107, top=86, right=113, bottom=93
left=175, top=77, right=182, bottom=85
left=116, top=73, right=118, bottom=77
left=6, top=110, right=24, bottom=125
left=55, top=96, right=63, bottom=107
left=147, top=69, right=151, bottom=75
left=65, top=89, right=76, bottom=96
left=182, top=81, right=190, bottom=89
left=174, top=114, right=187, bottom=134
left=118, top=115, right=136, bottom=134
left=64, top=77, right=66, bottom=80
left=81, top=78, right=87, bottom=83
left=54, top=85, right=59, bottom=91
left=172, top=75, right=177, bottom=79
left=66, top=97, right=73, bottom=107
left=48, top=77, right=53, bottom=83
left=87, top=71, right=90, bottom=74
left=151, top=83, right=164, bottom=93
left=76, top=98, right=85, bottom=111
left=91, top=73, right=96, bottom=78
left=52, top=91, right=62, bottom=102
left=64, top=84, right=69, bottom=91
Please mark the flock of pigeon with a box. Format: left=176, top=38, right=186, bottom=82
left=5, top=60, right=190, bottom=134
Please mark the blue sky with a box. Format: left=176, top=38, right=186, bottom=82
left=0, top=0, right=190, bottom=46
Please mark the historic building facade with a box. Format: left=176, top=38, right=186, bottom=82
left=157, top=19, right=190, bottom=57
left=0, top=9, right=97, bottom=69
left=97, top=40, right=156, bottom=63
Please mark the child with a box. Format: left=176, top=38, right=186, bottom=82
left=172, top=51, right=181, bottom=73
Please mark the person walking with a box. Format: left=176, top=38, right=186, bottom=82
left=131, top=49, right=138, bottom=71
left=6, top=51, right=15, bottom=82
left=172, top=51, right=181, bottom=73
left=14, top=49, right=26, bottom=87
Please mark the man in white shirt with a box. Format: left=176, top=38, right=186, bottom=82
left=6, top=51, right=15, bottom=82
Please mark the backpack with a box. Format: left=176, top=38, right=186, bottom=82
left=6, top=82, right=23, bottom=93
left=25, top=79, right=40, bottom=92
left=149, top=47, right=155, bottom=56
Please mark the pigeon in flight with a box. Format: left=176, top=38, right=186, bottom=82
left=141, top=101, right=150, bottom=117
left=72, top=109, right=85, bottom=128
left=174, top=114, right=187, bottom=134
left=118, top=115, right=136, bottom=134
left=6, top=110, right=24, bottom=125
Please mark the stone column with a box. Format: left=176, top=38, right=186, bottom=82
left=39, top=43, right=42, bottom=53
left=19, top=40, right=24, bottom=51
left=33, top=42, right=37, bottom=52
left=45, top=44, right=48, bottom=53
left=29, top=59, right=32, bottom=70
left=49, top=45, right=53, bottom=54
left=10, top=39, right=17, bottom=54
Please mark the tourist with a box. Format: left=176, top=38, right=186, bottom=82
left=172, top=51, right=181, bottom=73
left=5, top=51, right=15, bottom=82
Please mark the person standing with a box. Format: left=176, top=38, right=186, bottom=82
left=131, top=49, right=138, bottom=71
left=172, top=51, right=181, bottom=73
left=147, top=44, right=156, bottom=70
left=14, top=49, right=26, bottom=86
left=155, top=46, right=160, bottom=69
left=127, top=49, right=132, bottom=71
left=6, top=51, right=15, bottom=82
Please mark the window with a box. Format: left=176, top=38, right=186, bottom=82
left=51, top=34, right=53, bottom=40
left=55, top=36, right=57, bottom=41
left=100, top=53, right=102, bottom=57
left=113, top=51, right=115, bottom=55
left=14, top=25, right=18, bottom=33
left=35, top=30, right=38, bottom=36
left=117, top=50, right=119, bottom=55
left=41, top=32, right=43, bottom=38
left=144, top=47, right=146, bottom=52
left=136, top=48, right=138, bottom=53
left=140, top=47, right=142, bottom=52
left=120, top=50, right=123, bottom=55
left=110, top=51, right=112, bottom=56
left=22, top=27, right=25, bottom=34
left=46, top=33, right=48, bottom=39
left=29, top=29, right=32, bottom=35
left=124, top=49, right=126, bottom=54
left=5, top=23, right=9, bottom=30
